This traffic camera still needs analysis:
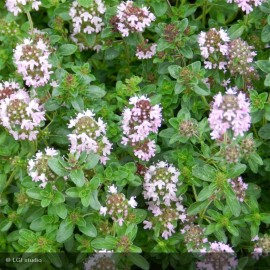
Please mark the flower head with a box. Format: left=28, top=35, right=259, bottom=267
left=28, top=147, right=59, bottom=188
left=136, top=40, right=157, bottom=60
left=69, top=0, right=106, bottom=51
left=0, top=89, right=45, bottom=140
left=114, top=1, right=155, bottom=37
left=6, top=0, right=41, bottom=16
left=227, top=0, right=266, bottom=14
left=14, top=34, right=53, bottom=87
left=208, top=90, right=251, bottom=140
left=67, top=110, right=112, bottom=165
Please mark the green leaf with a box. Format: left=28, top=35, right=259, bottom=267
left=264, top=74, right=270, bottom=86
left=228, top=24, right=244, bottom=39
left=84, top=153, right=100, bottom=170
left=197, top=183, right=217, bottom=202
left=258, top=124, right=270, bottom=139
left=256, top=60, right=270, bottom=73
left=152, top=2, right=167, bottom=17
left=260, top=213, right=270, bottom=224
left=224, top=187, right=241, bottom=217
left=26, top=188, right=42, bottom=200
left=192, top=165, right=216, bottom=182
left=77, top=0, right=92, bottom=8
left=227, top=164, right=247, bottom=178
left=178, top=18, right=188, bottom=32
left=89, top=190, right=100, bottom=210
left=70, top=169, right=85, bottom=187
left=59, top=44, right=77, bottom=56
left=56, top=220, right=74, bottom=243
left=128, top=254, right=149, bottom=270
left=168, top=65, right=181, bottom=79
left=261, top=25, right=270, bottom=42
left=187, top=200, right=210, bottom=216
left=48, top=158, right=68, bottom=177
left=66, top=187, right=80, bottom=198
left=193, top=82, right=210, bottom=96
left=30, top=218, right=46, bottom=232
left=104, top=47, right=119, bottom=60
left=226, top=223, right=239, bottom=237
left=0, top=220, right=12, bottom=232
left=41, top=198, right=51, bottom=208
left=91, top=236, right=117, bottom=250
left=85, top=85, right=106, bottom=99
left=47, top=253, right=63, bottom=268
left=78, top=221, right=97, bottom=237
left=179, top=46, right=193, bottom=59
left=55, top=203, right=68, bottom=219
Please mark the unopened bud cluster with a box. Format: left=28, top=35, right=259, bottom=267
left=143, top=162, right=186, bottom=239
left=67, top=110, right=112, bottom=165
left=179, top=119, right=198, bottom=138
left=241, top=136, right=255, bottom=156
left=252, top=235, right=270, bottom=260
left=28, top=147, right=59, bottom=188
left=69, top=0, right=106, bottom=51
left=99, top=185, right=137, bottom=226
left=114, top=1, right=155, bottom=37
left=227, top=0, right=266, bottom=14
left=0, top=20, right=19, bottom=37
left=228, top=177, right=248, bottom=202
left=6, top=0, right=41, bottom=16
left=84, top=252, right=115, bottom=270
left=164, top=24, right=179, bottom=43
left=121, top=96, right=162, bottom=161
left=227, top=38, right=258, bottom=82
left=224, top=144, right=241, bottom=163
left=197, top=242, right=238, bottom=270
left=198, top=28, right=229, bottom=71
left=181, top=223, right=208, bottom=252
left=136, top=40, right=157, bottom=60
left=14, top=34, right=53, bottom=87
left=208, top=88, right=251, bottom=140
left=0, top=89, right=45, bottom=140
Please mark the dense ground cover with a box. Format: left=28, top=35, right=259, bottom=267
left=1, top=0, right=270, bottom=269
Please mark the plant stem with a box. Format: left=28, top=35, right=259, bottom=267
left=192, top=185, right=198, bottom=200
left=202, top=0, right=207, bottom=27
left=200, top=200, right=212, bottom=219
left=4, top=170, right=17, bottom=191
left=201, top=96, right=209, bottom=107
left=26, top=11, right=34, bottom=35
left=166, top=0, right=173, bottom=16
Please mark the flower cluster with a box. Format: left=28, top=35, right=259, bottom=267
left=0, top=89, right=45, bottom=140
left=228, top=177, right=248, bottom=202
left=227, top=0, right=266, bottom=14
left=115, top=1, right=155, bottom=37
left=28, top=147, right=59, bottom=188
left=14, top=35, right=53, bottom=87
left=252, top=235, right=270, bottom=260
left=121, top=96, right=162, bottom=161
left=197, top=242, right=238, bottom=270
left=180, top=223, right=208, bottom=252
left=6, top=0, right=41, bottom=16
left=67, top=110, right=112, bottom=165
left=0, top=81, right=20, bottom=101
left=0, top=20, right=19, bottom=37
left=69, top=0, right=106, bottom=51
left=143, top=162, right=186, bottom=239
left=84, top=252, right=115, bottom=270
left=179, top=119, right=198, bottom=138
left=227, top=38, right=258, bottom=83
left=198, top=28, right=230, bottom=70
left=208, top=88, right=251, bottom=140
left=136, top=40, right=157, bottom=60
left=99, top=185, right=137, bottom=226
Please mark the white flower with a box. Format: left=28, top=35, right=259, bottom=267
left=128, top=196, right=137, bottom=208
